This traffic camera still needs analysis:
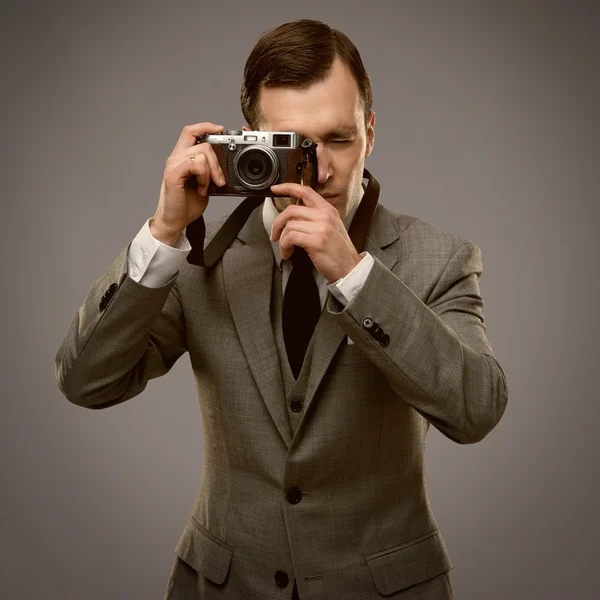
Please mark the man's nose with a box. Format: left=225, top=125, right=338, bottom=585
left=316, top=144, right=332, bottom=184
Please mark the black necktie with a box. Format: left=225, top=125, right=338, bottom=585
left=282, top=247, right=321, bottom=379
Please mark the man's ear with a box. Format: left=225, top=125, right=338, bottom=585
left=242, top=124, right=251, bottom=131
left=365, top=111, right=376, bottom=157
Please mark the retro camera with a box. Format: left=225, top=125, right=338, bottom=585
left=195, top=130, right=318, bottom=196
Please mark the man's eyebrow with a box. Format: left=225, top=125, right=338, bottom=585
left=295, top=127, right=358, bottom=142
left=323, top=128, right=358, bottom=139
left=296, top=128, right=357, bottom=140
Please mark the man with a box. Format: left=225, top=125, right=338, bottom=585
left=55, top=19, right=509, bottom=600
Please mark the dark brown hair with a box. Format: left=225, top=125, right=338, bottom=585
left=241, top=19, right=372, bottom=130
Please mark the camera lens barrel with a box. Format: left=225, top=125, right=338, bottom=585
left=233, top=145, right=280, bottom=190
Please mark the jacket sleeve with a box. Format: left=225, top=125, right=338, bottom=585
left=54, top=242, right=187, bottom=409
left=326, top=241, right=509, bottom=444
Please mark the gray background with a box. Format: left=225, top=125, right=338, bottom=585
left=1, top=0, right=598, bottom=598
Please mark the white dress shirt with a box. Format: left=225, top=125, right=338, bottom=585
left=127, top=191, right=375, bottom=312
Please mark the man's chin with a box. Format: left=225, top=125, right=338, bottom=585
left=272, top=196, right=296, bottom=212
left=272, top=193, right=345, bottom=217
left=325, top=195, right=345, bottom=213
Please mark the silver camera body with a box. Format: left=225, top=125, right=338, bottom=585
left=198, top=130, right=317, bottom=196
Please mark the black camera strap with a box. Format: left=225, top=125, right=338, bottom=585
left=185, top=168, right=380, bottom=269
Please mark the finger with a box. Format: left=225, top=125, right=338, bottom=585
left=279, top=229, right=314, bottom=261
left=270, top=183, right=328, bottom=209
left=166, top=152, right=210, bottom=194
left=171, top=143, right=226, bottom=190
left=173, top=122, right=225, bottom=154
left=190, top=153, right=211, bottom=196
left=278, top=220, right=319, bottom=260
left=183, top=142, right=226, bottom=188
left=201, top=143, right=227, bottom=187
left=270, top=206, right=320, bottom=241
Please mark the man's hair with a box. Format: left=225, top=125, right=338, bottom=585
left=240, top=19, right=372, bottom=130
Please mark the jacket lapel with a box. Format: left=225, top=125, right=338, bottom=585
left=221, top=200, right=401, bottom=448
left=222, top=205, right=293, bottom=448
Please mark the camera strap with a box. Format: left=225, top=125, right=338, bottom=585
left=186, top=168, right=380, bottom=269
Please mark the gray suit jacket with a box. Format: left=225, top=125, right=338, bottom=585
left=55, top=201, right=509, bottom=599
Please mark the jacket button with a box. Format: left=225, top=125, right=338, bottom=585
left=373, top=326, right=385, bottom=339
left=361, top=317, right=374, bottom=330
left=290, top=400, right=304, bottom=413
left=274, top=570, right=289, bottom=588
left=287, top=487, right=302, bottom=504
left=380, top=333, right=390, bottom=347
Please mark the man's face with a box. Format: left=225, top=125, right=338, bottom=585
left=255, top=57, right=375, bottom=222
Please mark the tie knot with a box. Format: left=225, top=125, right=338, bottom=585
left=290, top=246, right=312, bottom=270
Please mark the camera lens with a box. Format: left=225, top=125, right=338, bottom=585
left=239, top=152, right=270, bottom=183
left=234, top=146, right=279, bottom=190
left=247, top=158, right=264, bottom=176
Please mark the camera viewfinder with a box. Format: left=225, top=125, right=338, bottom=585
left=273, top=134, right=291, bottom=147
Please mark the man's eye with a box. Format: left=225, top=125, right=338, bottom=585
left=330, top=139, right=350, bottom=144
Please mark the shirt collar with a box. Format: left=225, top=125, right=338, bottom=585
left=263, top=185, right=365, bottom=269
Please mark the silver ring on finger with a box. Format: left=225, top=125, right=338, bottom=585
left=189, top=155, right=196, bottom=161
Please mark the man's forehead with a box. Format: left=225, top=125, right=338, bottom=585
left=257, top=74, right=364, bottom=138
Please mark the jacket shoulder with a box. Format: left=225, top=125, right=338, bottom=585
left=381, top=205, right=480, bottom=253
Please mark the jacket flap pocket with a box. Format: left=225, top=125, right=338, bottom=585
left=174, top=517, right=233, bottom=585
left=364, top=530, right=452, bottom=595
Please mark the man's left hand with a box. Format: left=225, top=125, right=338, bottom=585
left=269, top=183, right=362, bottom=284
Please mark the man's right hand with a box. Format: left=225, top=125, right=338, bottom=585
left=150, top=122, right=227, bottom=246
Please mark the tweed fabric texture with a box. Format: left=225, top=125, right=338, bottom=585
left=55, top=200, right=508, bottom=599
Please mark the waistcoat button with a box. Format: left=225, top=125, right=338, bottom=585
left=287, top=487, right=302, bottom=504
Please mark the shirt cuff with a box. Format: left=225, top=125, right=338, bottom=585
left=127, top=218, right=192, bottom=288
left=326, top=251, right=374, bottom=307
